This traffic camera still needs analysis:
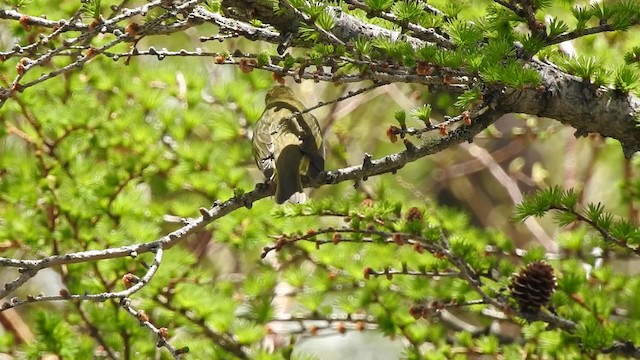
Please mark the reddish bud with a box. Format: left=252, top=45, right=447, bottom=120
left=239, top=59, right=254, bottom=73
left=416, top=62, right=434, bottom=76
left=336, top=322, right=346, bottom=334
left=275, top=236, right=286, bottom=251
left=363, top=267, right=372, bottom=280
left=386, top=126, right=398, bottom=143
left=439, top=123, right=448, bottom=136
left=412, top=242, right=425, bottom=254
left=355, top=320, right=365, bottom=332
left=309, top=325, right=319, bottom=336
left=361, top=198, right=374, bottom=207
left=19, top=15, right=31, bottom=31
left=16, top=58, right=30, bottom=75
left=59, top=289, right=70, bottom=298
left=443, top=73, right=454, bottom=84
left=89, top=19, right=101, bottom=29
left=409, top=305, right=424, bottom=320
left=272, top=72, right=285, bottom=84
left=462, top=111, right=471, bottom=126
left=405, top=207, right=423, bottom=222
left=332, top=233, right=341, bottom=244
left=531, top=20, right=546, bottom=33
left=122, top=273, right=140, bottom=289
left=328, top=271, right=337, bottom=281
left=158, top=327, right=169, bottom=339
left=137, top=310, right=149, bottom=322
left=431, top=300, right=445, bottom=310
left=126, top=23, right=140, bottom=36
left=392, top=233, right=404, bottom=245
left=85, top=47, right=97, bottom=59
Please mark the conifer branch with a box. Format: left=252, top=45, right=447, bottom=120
left=217, top=2, right=640, bottom=157
left=0, top=107, right=502, bottom=302
left=342, top=0, right=454, bottom=48
left=0, top=247, right=164, bottom=309
left=546, top=23, right=615, bottom=45
left=120, top=298, right=189, bottom=359
left=152, top=295, right=249, bottom=359
left=2, top=2, right=639, bottom=158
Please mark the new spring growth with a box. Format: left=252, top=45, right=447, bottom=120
left=394, top=110, right=407, bottom=130
left=411, top=104, right=432, bottom=126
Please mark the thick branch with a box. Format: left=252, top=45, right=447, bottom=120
left=502, top=60, right=640, bottom=158
left=220, top=1, right=640, bottom=156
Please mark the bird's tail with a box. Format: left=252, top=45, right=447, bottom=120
left=275, top=144, right=304, bottom=204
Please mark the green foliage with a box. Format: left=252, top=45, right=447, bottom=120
left=454, top=88, right=482, bottom=109
left=534, top=0, right=553, bottom=10
left=604, top=0, right=640, bottom=30
left=576, top=317, right=612, bottom=351
left=547, top=17, right=569, bottom=37
left=352, top=36, right=373, bottom=59
left=391, top=1, right=423, bottom=23
left=446, top=20, right=484, bottom=49
left=366, top=0, right=394, bottom=12
left=3, top=0, right=640, bottom=359
left=557, top=56, right=604, bottom=82
left=371, top=37, right=414, bottom=63
left=315, top=11, right=335, bottom=31
left=416, top=44, right=438, bottom=62
left=410, top=104, right=432, bottom=124
left=624, top=47, right=640, bottom=66
left=80, top=0, right=101, bottom=19
left=394, top=109, right=407, bottom=126
left=480, top=61, right=541, bottom=88
left=614, top=65, right=640, bottom=93
left=433, top=48, right=464, bottom=68
left=26, top=311, right=94, bottom=359
left=514, top=186, right=577, bottom=221
left=440, top=1, right=465, bottom=18
left=570, top=5, right=592, bottom=30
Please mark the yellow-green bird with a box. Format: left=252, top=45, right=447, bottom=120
left=252, top=85, right=324, bottom=204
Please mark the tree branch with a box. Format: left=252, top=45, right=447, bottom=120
left=219, top=2, right=640, bottom=157
left=502, top=60, right=640, bottom=158
left=0, top=106, right=502, bottom=301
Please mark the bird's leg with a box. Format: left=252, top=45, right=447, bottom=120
left=304, top=170, right=328, bottom=186
left=255, top=178, right=276, bottom=192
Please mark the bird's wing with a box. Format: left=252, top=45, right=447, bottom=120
left=264, top=100, right=325, bottom=179
left=252, top=108, right=278, bottom=180
left=298, top=113, right=325, bottom=179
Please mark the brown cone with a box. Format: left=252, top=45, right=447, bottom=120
left=509, top=261, right=557, bottom=312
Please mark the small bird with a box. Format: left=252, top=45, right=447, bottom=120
left=252, top=85, right=324, bottom=204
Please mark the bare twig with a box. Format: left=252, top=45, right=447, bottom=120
left=1, top=247, right=164, bottom=310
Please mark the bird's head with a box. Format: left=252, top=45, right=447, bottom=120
left=265, top=85, right=297, bottom=105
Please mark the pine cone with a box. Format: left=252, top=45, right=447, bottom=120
left=509, top=261, right=557, bottom=312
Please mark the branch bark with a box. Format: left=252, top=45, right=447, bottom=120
left=220, top=1, right=640, bottom=157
